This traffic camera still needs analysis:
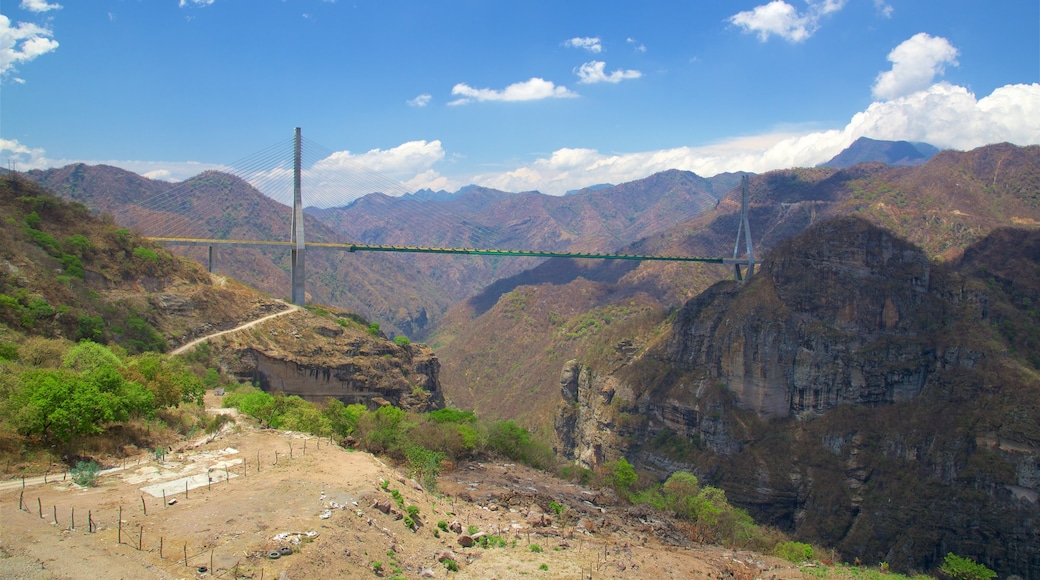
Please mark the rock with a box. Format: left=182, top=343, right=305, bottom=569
left=457, top=535, right=474, bottom=548
left=373, top=499, right=392, bottom=514
left=449, top=520, right=462, bottom=534
left=419, top=568, right=436, bottom=578
left=436, top=549, right=456, bottom=562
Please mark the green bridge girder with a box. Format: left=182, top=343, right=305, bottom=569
left=147, top=237, right=753, bottom=264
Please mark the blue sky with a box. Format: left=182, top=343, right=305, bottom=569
left=2, top=0, right=1038, bottom=198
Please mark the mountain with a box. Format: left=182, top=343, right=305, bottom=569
left=0, top=171, right=446, bottom=409
left=23, top=165, right=460, bottom=338
left=818, top=136, right=940, bottom=168
left=555, top=216, right=1040, bottom=576
left=431, top=143, right=1040, bottom=429
left=25, top=165, right=739, bottom=340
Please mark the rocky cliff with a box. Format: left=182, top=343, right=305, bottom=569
left=208, top=308, right=444, bottom=412
left=556, top=217, right=1040, bottom=577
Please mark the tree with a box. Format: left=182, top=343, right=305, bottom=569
left=608, top=458, right=637, bottom=498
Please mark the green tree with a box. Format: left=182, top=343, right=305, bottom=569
left=940, top=553, right=997, bottom=580
left=608, top=458, right=637, bottom=498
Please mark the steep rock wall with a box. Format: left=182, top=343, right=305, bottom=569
left=555, top=218, right=1040, bottom=577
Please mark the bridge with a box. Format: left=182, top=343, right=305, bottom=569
left=139, top=128, right=757, bottom=306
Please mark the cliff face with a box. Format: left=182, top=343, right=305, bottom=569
left=210, top=308, right=445, bottom=412
left=555, top=217, right=1040, bottom=577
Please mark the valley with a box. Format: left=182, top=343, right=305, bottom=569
left=2, top=140, right=1037, bottom=578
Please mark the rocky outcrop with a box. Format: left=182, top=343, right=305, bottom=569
left=213, top=309, right=444, bottom=412
left=555, top=218, right=1040, bottom=577
left=554, top=360, right=629, bottom=469
left=664, top=217, right=941, bottom=419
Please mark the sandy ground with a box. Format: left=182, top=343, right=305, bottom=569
left=1, top=394, right=812, bottom=580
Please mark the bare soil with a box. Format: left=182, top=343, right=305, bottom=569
left=1, top=394, right=812, bottom=580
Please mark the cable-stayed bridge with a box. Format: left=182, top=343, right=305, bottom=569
left=132, top=129, right=757, bottom=305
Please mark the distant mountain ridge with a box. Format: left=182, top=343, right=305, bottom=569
left=23, top=164, right=743, bottom=339
left=818, top=136, right=940, bottom=168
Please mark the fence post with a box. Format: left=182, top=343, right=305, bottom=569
left=142, top=495, right=147, bottom=516
left=71, top=507, right=75, bottom=530
left=38, top=497, right=42, bottom=518
left=118, top=505, right=122, bottom=544
left=53, top=504, right=57, bottom=525
left=184, top=543, right=188, bottom=567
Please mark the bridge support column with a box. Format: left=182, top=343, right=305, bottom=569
left=207, top=245, right=215, bottom=273
left=290, top=127, right=306, bottom=305
left=733, top=175, right=755, bottom=281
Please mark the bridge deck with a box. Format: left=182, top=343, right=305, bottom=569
left=147, top=237, right=755, bottom=264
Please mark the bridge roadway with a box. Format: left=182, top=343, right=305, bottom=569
left=148, top=237, right=758, bottom=265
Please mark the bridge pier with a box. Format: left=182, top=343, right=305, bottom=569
left=207, top=245, right=215, bottom=273
left=290, top=127, right=306, bottom=305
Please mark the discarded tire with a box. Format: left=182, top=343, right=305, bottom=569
left=279, top=546, right=293, bottom=556
left=268, top=551, right=281, bottom=560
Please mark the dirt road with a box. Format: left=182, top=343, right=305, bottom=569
left=169, top=301, right=299, bottom=355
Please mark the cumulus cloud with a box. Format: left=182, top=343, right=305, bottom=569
left=407, top=93, right=432, bottom=107
left=0, top=15, right=59, bottom=78
left=20, top=0, right=62, bottom=12
left=449, top=78, right=578, bottom=105
left=575, top=61, right=642, bottom=84
left=565, top=37, right=602, bottom=53
left=179, top=0, right=216, bottom=7
left=729, top=0, right=846, bottom=43
left=463, top=82, right=1040, bottom=195
left=872, top=33, right=958, bottom=100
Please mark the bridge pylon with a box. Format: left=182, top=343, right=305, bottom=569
left=290, top=127, right=306, bottom=305
left=733, top=174, right=755, bottom=281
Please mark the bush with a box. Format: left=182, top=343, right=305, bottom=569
left=940, top=553, right=996, bottom=580
left=774, top=541, right=814, bottom=563
left=71, top=460, right=100, bottom=487
left=393, top=335, right=410, bottom=346
left=608, top=458, right=637, bottom=498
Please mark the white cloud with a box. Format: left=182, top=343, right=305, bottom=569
left=565, top=37, right=602, bottom=53
left=20, top=0, right=62, bottom=13
left=315, top=140, right=445, bottom=178
left=407, top=93, right=432, bottom=107
left=729, top=0, right=847, bottom=43
left=463, top=82, right=1040, bottom=195
left=575, top=61, right=642, bottom=84
left=0, top=15, right=59, bottom=78
left=874, top=0, right=893, bottom=18
left=449, top=77, right=578, bottom=105
left=626, top=37, right=646, bottom=53
left=142, top=169, right=172, bottom=180
left=179, top=0, right=216, bottom=7
left=872, top=33, right=958, bottom=100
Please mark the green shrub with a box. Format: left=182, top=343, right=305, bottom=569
left=393, top=335, right=410, bottom=346
left=132, top=247, right=159, bottom=263
left=607, top=458, right=637, bottom=498
left=437, top=520, right=448, bottom=532
left=71, top=460, right=100, bottom=487
left=443, top=558, right=458, bottom=572
left=405, top=444, right=445, bottom=490
left=940, top=553, right=996, bottom=580
left=0, top=341, right=18, bottom=361
left=539, top=563, right=549, bottom=571
left=76, top=315, right=105, bottom=342
left=428, top=407, right=476, bottom=423
left=528, top=543, right=543, bottom=553
left=367, top=322, right=380, bottom=336
left=774, top=541, right=814, bottom=563
left=24, top=211, right=42, bottom=229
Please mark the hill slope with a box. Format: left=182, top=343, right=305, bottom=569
left=556, top=217, right=1040, bottom=576
left=431, top=143, right=1040, bottom=428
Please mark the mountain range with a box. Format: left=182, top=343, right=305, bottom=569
left=12, top=138, right=1040, bottom=576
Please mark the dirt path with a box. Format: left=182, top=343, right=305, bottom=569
left=169, top=301, right=299, bottom=355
